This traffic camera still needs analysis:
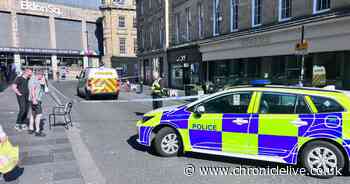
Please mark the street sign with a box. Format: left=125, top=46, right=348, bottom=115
left=295, top=40, right=309, bottom=55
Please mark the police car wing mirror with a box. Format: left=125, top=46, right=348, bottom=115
left=195, top=105, right=205, bottom=115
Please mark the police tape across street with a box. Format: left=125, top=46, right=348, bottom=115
left=80, top=94, right=208, bottom=103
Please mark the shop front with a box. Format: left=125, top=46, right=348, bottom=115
left=112, top=56, right=138, bottom=82
left=167, top=45, right=203, bottom=90
left=200, top=15, right=350, bottom=89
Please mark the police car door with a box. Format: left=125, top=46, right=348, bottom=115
left=257, top=92, right=313, bottom=160
left=188, top=92, right=255, bottom=153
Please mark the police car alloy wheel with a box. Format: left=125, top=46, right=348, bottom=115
left=301, top=141, right=345, bottom=178
left=153, top=127, right=182, bottom=157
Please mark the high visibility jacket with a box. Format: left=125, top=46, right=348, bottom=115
left=0, top=139, right=19, bottom=174
left=151, top=79, right=162, bottom=95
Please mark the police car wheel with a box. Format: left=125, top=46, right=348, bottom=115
left=301, top=141, right=345, bottom=178
left=154, top=127, right=181, bottom=157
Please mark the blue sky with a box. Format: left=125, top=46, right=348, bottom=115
left=34, top=0, right=101, bottom=9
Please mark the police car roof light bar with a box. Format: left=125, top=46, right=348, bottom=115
left=251, top=80, right=271, bottom=87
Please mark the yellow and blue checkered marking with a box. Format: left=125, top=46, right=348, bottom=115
left=138, top=106, right=350, bottom=165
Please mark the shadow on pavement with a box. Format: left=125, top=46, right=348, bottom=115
left=127, top=134, right=157, bottom=156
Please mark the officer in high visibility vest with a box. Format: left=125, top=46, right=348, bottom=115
left=151, top=72, right=163, bottom=110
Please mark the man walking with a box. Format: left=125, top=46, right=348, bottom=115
left=28, top=70, right=46, bottom=137
left=12, top=68, right=32, bottom=131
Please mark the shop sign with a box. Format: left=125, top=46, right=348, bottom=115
left=20, top=0, right=63, bottom=16
left=0, top=47, right=80, bottom=55
left=176, top=55, right=187, bottom=62
left=241, top=36, right=270, bottom=47
left=312, top=65, right=326, bottom=87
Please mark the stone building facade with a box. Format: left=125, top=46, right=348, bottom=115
left=0, top=0, right=103, bottom=80
left=138, top=0, right=350, bottom=89
left=100, top=0, right=138, bottom=79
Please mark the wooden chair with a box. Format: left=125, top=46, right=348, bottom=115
left=49, top=101, right=73, bottom=129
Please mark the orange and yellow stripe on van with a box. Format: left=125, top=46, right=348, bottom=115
left=89, top=78, right=119, bottom=94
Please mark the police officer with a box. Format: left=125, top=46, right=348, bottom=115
left=151, top=72, right=163, bottom=110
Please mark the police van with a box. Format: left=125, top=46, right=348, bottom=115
left=76, top=67, right=120, bottom=100
left=136, top=80, right=350, bottom=177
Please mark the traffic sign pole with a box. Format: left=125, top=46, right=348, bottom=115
left=299, top=26, right=305, bottom=86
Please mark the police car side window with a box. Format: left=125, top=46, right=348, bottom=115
left=259, top=93, right=297, bottom=114
left=311, top=96, right=344, bottom=113
left=295, top=96, right=312, bottom=114
left=202, top=92, right=252, bottom=114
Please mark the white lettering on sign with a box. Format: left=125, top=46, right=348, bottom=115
left=176, top=55, right=187, bottom=62
left=20, top=0, right=63, bottom=16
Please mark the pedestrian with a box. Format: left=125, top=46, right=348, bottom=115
left=0, top=125, right=24, bottom=182
left=28, top=70, right=46, bottom=137
left=12, top=68, right=32, bottom=131
left=151, top=72, right=163, bottom=110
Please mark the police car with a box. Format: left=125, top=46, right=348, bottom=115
left=136, top=80, right=350, bottom=177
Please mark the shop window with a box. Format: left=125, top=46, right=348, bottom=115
left=279, top=0, right=292, bottom=21
left=311, top=96, right=344, bottom=113
left=118, top=16, right=126, bottom=28
left=313, top=0, right=330, bottom=14
left=252, top=0, right=262, bottom=27
left=230, top=0, right=239, bottom=31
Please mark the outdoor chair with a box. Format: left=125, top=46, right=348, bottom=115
left=49, top=101, right=73, bottom=129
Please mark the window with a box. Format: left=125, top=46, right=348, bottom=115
left=198, top=3, right=204, bottom=38
left=140, top=0, right=144, bottom=15
left=252, top=0, right=262, bottom=27
left=159, top=18, right=164, bottom=47
left=175, top=13, right=180, bottom=43
left=133, top=0, right=136, bottom=6
left=133, top=17, right=137, bottom=28
left=185, top=7, right=191, bottom=41
left=199, top=92, right=252, bottom=114
left=296, top=96, right=312, bottom=114
left=231, top=0, right=239, bottom=31
left=314, top=0, right=330, bottom=14
left=134, top=38, right=137, bottom=54
left=119, top=38, right=126, bottom=54
left=279, top=0, right=292, bottom=21
left=213, top=0, right=221, bottom=36
left=311, top=96, right=344, bottom=113
left=259, top=93, right=298, bottom=114
left=118, top=16, right=125, bottom=27
left=149, top=26, right=153, bottom=48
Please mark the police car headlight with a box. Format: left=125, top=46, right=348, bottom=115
left=142, top=116, right=154, bottom=123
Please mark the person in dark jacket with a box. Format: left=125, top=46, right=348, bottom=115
left=12, top=68, right=32, bottom=131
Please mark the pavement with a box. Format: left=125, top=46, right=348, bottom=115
left=46, top=80, right=350, bottom=184
left=0, top=87, right=84, bottom=184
